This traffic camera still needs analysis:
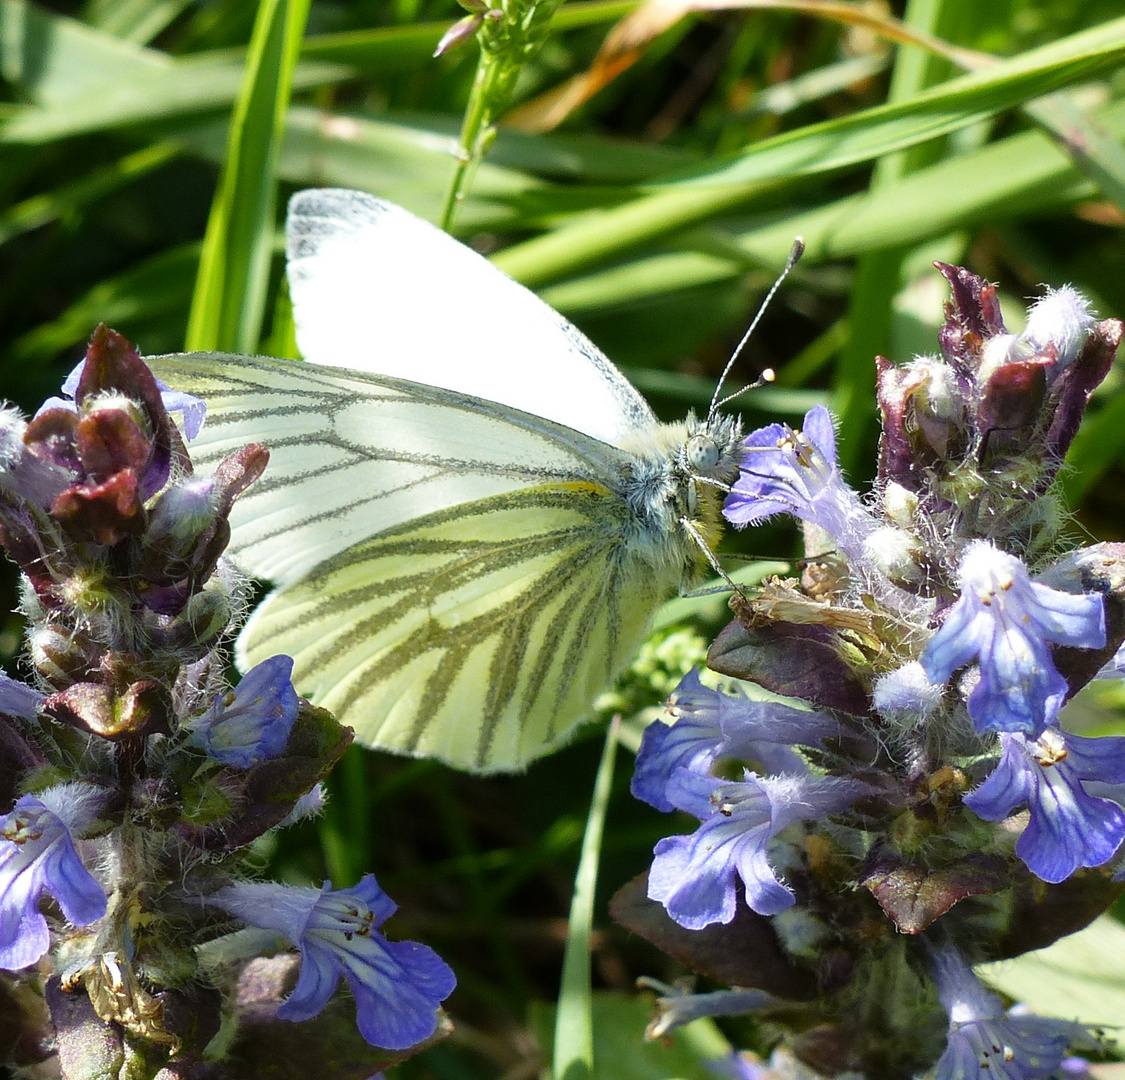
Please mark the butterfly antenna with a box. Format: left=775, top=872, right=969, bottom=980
left=708, top=237, right=805, bottom=420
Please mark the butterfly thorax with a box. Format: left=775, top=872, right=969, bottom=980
left=614, top=411, right=744, bottom=580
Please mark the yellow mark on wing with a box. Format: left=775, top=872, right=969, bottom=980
left=549, top=480, right=614, bottom=496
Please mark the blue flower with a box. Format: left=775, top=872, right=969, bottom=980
left=633, top=673, right=726, bottom=812
left=189, top=656, right=299, bottom=768
left=707, top=1052, right=771, bottom=1080
left=963, top=728, right=1125, bottom=883
left=929, top=944, right=1092, bottom=1080
left=637, top=977, right=777, bottom=1039
left=921, top=542, right=1105, bottom=736
left=632, top=672, right=839, bottom=812
left=0, top=785, right=107, bottom=971
left=647, top=768, right=867, bottom=928
left=0, top=671, right=44, bottom=721
left=209, top=875, right=456, bottom=1050
left=38, top=360, right=207, bottom=441
left=723, top=405, right=874, bottom=560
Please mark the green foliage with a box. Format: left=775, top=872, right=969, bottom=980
left=3, top=0, right=1125, bottom=1075
left=979, top=915, right=1125, bottom=1028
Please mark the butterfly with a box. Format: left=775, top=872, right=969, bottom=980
left=152, top=188, right=752, bottom=773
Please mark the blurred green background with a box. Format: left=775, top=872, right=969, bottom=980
left=3, top=0, right=1125, bottom=1075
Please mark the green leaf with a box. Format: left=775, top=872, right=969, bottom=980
left=185, top=0, right=311, bottom=353
left=978, top=915, right=1125, bottom=1026
left=534, top=990, right=732, bottom=1080
left=0, top=1, right=346, bottom=144
left=554, top=720, right=619, bottom=1080
left=11, top=243, right=199, bottom=362
left=83, top=0, right=194, bottom=44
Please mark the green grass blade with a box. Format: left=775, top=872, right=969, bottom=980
left=1024, top=90, right=1125, bottom=215
left=185, top=0, right=311, bottom=353
left=662, top=14, right=1125, bottom=188
left=1, top=0, right=167, bottom=106
left=554, top=718, right=619, bottom=1080
left=534, top=97, right=1125, bottom=314
left=0, top=0, right=346, bottom=145
left=177, top=107, right=548, bottom=230
left=83, top=0, right=194, bottom=44
left=494, top=18, right=1125, bottom=287
left=0, top=140, right=181, bottom=246
left=0, top=57, right=346, bottom=144
left=177, top=106, right=697, bottom=229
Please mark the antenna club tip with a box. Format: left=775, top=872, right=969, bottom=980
left=761, top=367, right=776, bottom=384
left=788, top=237, right=806, bottom=265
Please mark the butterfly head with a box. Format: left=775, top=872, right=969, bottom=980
left=682, top=410, right=744, bottom=486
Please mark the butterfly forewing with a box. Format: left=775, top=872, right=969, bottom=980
left=151, top=354, right=628, bottom=588
left=287, top=189, right=658, bottom=444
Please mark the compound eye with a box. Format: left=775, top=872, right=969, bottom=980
left=687, top=434, right=721, bottom=471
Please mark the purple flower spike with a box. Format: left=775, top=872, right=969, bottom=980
left=633, top=672, right=727, bottom=812
left=189, top=656, right=299, bottom=768
left=39, top=359, right=207, bottom=441
left=964, top=729, right=1125, bottom=883
left=0, top=672, right=45, bottom=722
left=921, top=542, right=1105, bottom=736
left=647, top=769, right=867, bottom=928
left=633, top=673, right=841, bottom=812
left=929, top=944, right=1092, bottom=1080
left=0, top=785, right=107, bottom=970
left=209, top=875, right=456, bottom=1050
left=723, top=405, right=874, bottom=560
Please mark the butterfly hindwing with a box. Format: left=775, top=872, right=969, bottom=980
left=236, top=483, right=676, bottom=771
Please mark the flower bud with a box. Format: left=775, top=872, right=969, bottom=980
left=76, top=396, right=152, bottom=482
left=881, top=482, right=918, bottom=530
left=43, top=679, right=170, bottom=740
left=862, top=525, right=924, bottom=587
left=872, top=662, right=944, bottom=727
left=1024, top=284, right=1095, bottom=370
left=28, top=623, right=96, bottom=687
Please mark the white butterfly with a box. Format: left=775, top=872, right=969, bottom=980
left=152, top=189, right=748, bottom=773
